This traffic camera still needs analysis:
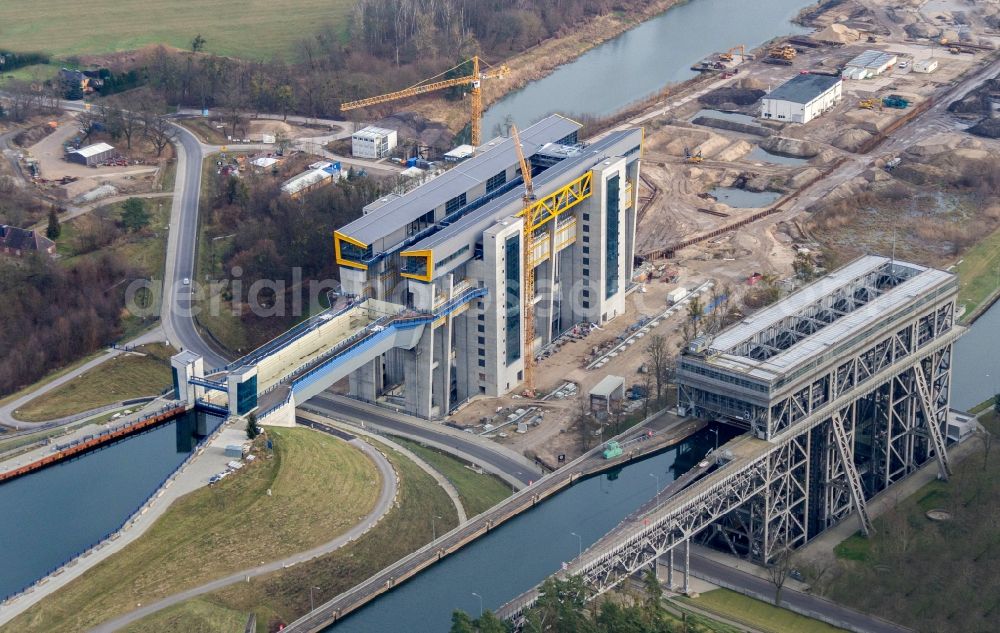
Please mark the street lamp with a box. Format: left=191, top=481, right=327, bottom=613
left=309, top=585, right=321, bottom=612
left=710, top=427, right=719, bottom=451
left=472, top=592, right=483, bottom=617
left=432, top=514, right=442, bottom=540
left=649, top=473, right=660, bottom=505
left=570, top=531, right=582, bottom=558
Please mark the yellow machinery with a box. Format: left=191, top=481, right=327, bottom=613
left=684, top=146, right=703, bottom=163
left=511, top=125, right=537, bottom=394
left=718, top=45, right=746, bottom=62
left=768, top=45, right=796, bottom=61
left=340, top=56, right=510, bottom=147
left=858, top=98, right=882, bottom=110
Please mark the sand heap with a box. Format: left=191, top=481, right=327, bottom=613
left=813, top=23, right=861, bottom=43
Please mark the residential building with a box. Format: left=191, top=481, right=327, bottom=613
left=0, top=225, right=56, bottom=257
left=760, top=73, right=842, bottom=124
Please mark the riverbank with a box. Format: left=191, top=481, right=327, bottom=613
left=408, top=0, right=690, bottom=131
left=2, top=426, right=384, bottom=633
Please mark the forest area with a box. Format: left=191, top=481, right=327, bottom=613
left=0, top=254, right=139, bottom=397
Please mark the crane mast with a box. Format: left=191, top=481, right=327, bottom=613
left=511, top=125, right=536, bottom=394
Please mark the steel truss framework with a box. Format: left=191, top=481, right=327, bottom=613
left=679, top=298, right=955, bottom=440
left=726, top=262, right=916, bottom=362
left=511, top=333, right=958, bottom=615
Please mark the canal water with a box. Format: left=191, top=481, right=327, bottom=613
left=708, top=186, right=782, bottom=208
left=481, top=0, right=811, bottom=136
left=0, top=412, right=218, bottom=599
left=952, top=300, right=1000, bottom=410
left=327, top=426, right=735, bottom=632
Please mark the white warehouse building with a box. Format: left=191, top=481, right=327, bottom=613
left=760, top=73, right=842, bottom=124
left=352, top=126, right=398, bottom=159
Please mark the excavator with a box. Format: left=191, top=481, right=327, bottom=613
left=340, top=56, right=510, bottom=148
left=718, top=44, right=746, bottom=62
left=858, top=98, right=882, bottom=110
left=684, top=146, right=704, bottom=163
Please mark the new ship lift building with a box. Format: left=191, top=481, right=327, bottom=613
left=334, top=115, right=643, bottom=418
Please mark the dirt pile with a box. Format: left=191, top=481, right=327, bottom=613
left=760, top=136, right=820, bottom=158
left=832, top=128, right=874, bottom=152
left=904, top=22, right=942, bottom=39
left=813, top=23, right=861, bottom=43
left=376, top=111, right=454, bottom=151
left=968, top=118, right=1000, bottom=139
left=698, top=87, right=765, bottom=108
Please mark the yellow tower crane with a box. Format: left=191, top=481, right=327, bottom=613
left=339, top=56, right=510, bottom=148
left=510, top=124, right=537, bottom=394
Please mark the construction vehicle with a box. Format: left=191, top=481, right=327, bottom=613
left=768, top=45, right=797, bottom=61
left=684, top=146, right=704, bottom=163
left=340, top=56, right=510, bottom=148
left=882, top=95, right=909, bottom=109
left=949, top=46, right=961, bottom=55
left=718, top=44, right=746, bottom=62
left=858, top=98, right=882, bottom=110
left=511, top=125, right=537, bottom=395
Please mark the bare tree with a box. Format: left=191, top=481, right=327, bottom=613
left=767, top=546, right=794, bottom=606
left=145, top=116, right=176, bottom=157
left=115, top=102, right=144, bottom=151
left=646, top=334, right=669, bottom=402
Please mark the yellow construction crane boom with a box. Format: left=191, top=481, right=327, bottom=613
left=511, top=125, right=536, bottom=393
left=339, top=56, right=509, bottom=147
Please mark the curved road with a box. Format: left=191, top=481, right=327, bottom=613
left=88, top=433, right=399, bottom=633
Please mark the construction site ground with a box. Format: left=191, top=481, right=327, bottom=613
left=22, top=113, right=169, bottom=199
left=445, top=0, right=1000, bottom=469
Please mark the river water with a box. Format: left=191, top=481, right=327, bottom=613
left=952, top=300, right=1000, bottom=410
left=328, top=427, right=733, bottom=632
left=481, top=0, right=811, bottom=136
left=0, top=413, right=216, bottom=599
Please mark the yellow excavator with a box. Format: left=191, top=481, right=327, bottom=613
left=684, top=146, right=704, bottom=163
left=340, top=56, right=510, bottom=148
left=859, top=98, right=882, bottom=110
left=719, top=44, right=746, bottom=62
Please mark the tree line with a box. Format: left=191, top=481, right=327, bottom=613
left=0, top=254, right=139, bottom=397
left=450, top=574, right=730, bottom=633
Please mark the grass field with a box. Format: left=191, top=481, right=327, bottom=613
left=394, top=437, right=512, bottom=517
left=124, top=438, right=459, bottom=632
left=8, top=427, right=381, bottom=633
left=0, top=0, right=356, bottom=60
left=121, top=598, right=248, bottom=633
left=957, top=225, right=1000, bottom=319
left=681, top=589, right=846, bottom=633
left=822, top=413, right=1000, bottom=633
left=12, top=343, right=175, bottom=422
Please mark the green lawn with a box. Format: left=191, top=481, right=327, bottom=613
left=7, top=427, right=381, bottom=633
left=394, top=436, right=512, bottom=517
left=126, top=438, right=460, bottom=632
left=956, top=225, right=1000, bottom=319
left=0, top=0, right=356, bottom=60
left=0, top=62, right=58, bottom=85
left=12, top=343, right=175, bottom=422
left=822, top=413, right=1000, bottom=633
left=121, top=598, right=248, bottom=633
left=681, top=589, right=847, bottom=633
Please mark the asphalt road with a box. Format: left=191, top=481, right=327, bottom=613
left=305, top=393, right=542, bottom=486
left=689, top=552, right=913, bottom=633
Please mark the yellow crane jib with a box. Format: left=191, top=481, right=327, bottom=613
left=339, top=56, right=510, bottom=147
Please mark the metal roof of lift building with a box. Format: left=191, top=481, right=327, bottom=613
left=338, top=114, right=581, bottom=249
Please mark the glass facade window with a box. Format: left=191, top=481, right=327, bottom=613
left=505, top=235, right=521, bottom=364
left=605, top=175, right=620, bottom=299
left=486, top=170, right=507, bottom=193
left=446, top=193, right=467, bottom=215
